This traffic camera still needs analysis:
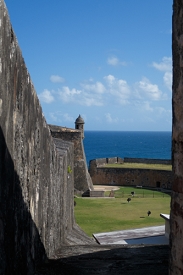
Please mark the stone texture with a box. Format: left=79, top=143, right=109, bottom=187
left=170, top=0, right=183, bottom=273
left=36, top=245, right=169, bottom=275
left=49, top=125, right=93, bottom=192
left=89, top=158, right=172, bottom=189
left=124, top=157, right=171, bottom=165
left=0, top=1, right=92, bottom=273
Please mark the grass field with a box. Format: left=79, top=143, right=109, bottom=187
left=74, top=187, right=171, bottom=236
left=104, top=162, right=172, bottom=171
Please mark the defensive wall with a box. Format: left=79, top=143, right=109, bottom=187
left=0, top=2, right=92, bottom=274
left=49, top=124, right=93, bottom=192
left=170, top=0, right=183, bottom=273
left=124, top=157, right=171, bottom=165
left=89, top=157, right=172, bottom=189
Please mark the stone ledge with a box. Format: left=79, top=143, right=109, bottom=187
left=36, top=244, right=169, bottom=275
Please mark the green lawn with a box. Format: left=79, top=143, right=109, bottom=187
left=104, top=162, right=172, bottom=171
left=74, top=187, right=171, bottom=236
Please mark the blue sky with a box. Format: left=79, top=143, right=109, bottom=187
left=5, top=0, right=172, bottom=131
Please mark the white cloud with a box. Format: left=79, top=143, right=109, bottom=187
left=104, top=75, right=131, bottom=105
left=104, top=74, right=115, bottom=84
left=50, top=75, right=65, bottom=83
left=47, top=70, right=169, bottom=116
left=58, top=85, right=104, bottom=106
left=152, top=57, right=172, bottom=72
left=38, top=89, right=54, bottom=103
left=82, top=97, right=103, bottom=106
left=163, top=71, right=172, bottom=91
left=107, top=56, right=126, bottom=66
left=59, top=86, right=81, bottom=103
left=107, top=57, right=119, bottom=66
left=81, top=81, right=106, bottom=94
left=105, top=113, right=119, bottom=123
left=152, top=57, right=172, bottom=92
left=135, top=77, right=162, bottom=101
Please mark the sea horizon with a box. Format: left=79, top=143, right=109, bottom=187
left=84, top=130, right=171, bottom=132
left=83, top=131, right=172, bottom=166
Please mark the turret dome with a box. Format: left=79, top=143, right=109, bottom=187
left=75, top=115, right=85, bottom=139
left=75, top=114, right=84, bottom=124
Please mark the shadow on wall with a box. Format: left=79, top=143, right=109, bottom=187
left=36, top=245, right=169, bottom=275
left=0, top=127, right=47, bottom=274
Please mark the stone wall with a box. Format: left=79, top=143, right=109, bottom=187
left=90, top=157, right=171, bottom=166
left=124, top=157, right=171, bottom=165
left=49, top=125, right=93, bottom=192
left=0, top=1, right=91, bottom=274
left=170, top=0, right=183, bottom=273
left=89, top=158, right=172, bottom=189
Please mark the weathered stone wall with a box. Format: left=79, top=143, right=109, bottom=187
left=107, top=157, right=124, bottom=164
left=170, top=0, right=183, bottom=273
left=89, top=158, right=172, bottom=189
left=124, top=157, right=171, bottom=165
left=90, top=157, right=171, bottom=166
left=90, top=167, right=172, bottom=189
left=0, top=1, right=91, bottom=273
left=49, top=125, right=93, bottom=192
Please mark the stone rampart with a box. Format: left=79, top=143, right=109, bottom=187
left=90, top=167, right=172, bottom=189
left=89, top=157, right=172, bottom=189
left=0, top=2, right=91, bottom=273
left=49, top=125, right=93, bottom=192
left=124, top=157, right=171, bottom=165
left=170, top=1, right=183, bottom=273
left=92, top=157, right=123, bottom=167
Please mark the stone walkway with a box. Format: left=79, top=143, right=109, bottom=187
left=36, top=244, right=169, bottom=275
left=93, top=185, right=120, bottom=191
left=93, top=225, right=168, bottom=245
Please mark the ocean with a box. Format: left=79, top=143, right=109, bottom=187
left=83, top=131, right=172, bottom=166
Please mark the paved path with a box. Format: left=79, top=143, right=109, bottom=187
left=93, top=225, right=168, bottom=245
left=93, top=185, right=120, bottom=191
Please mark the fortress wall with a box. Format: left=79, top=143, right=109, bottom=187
left=0, top=1, right=90, bottom=273
left=124, top=157, right=171, bottom=165
left=89, top=158, right=172, bottom=189
left=90, top=157, right=171, bottom=168
left=49, top=125, right=93, bottom=191
left=170, top=1, right=183, bottom=273
left=50, top=138, right=75, bottom=245
left=90, top=167, right=172, bottom=189
left=95, top=158, right=108, bottom=166
left=106, top=157, right=118, bottom=164
left=89, top=157, right=123, bottom=168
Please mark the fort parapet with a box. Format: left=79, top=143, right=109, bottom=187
left=89, top=157, right=172, bottom=189
left=124, top=157, right=171, bottom=165
left=0, top=2, right=92, bottom=273
left=49, top=124, right=93, bottom=192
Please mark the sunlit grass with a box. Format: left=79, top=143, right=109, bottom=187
left=74, top=187, right=171, bottom=236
